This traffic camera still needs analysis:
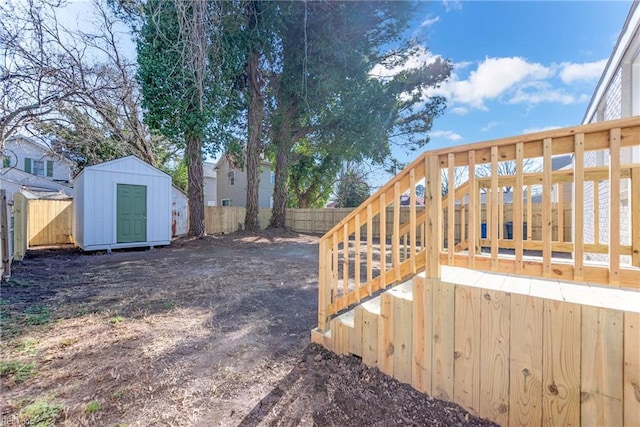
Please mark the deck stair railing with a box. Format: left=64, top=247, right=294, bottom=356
left=317, top=116, right=640, bottom=332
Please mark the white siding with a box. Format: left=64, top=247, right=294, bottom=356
left=73, top=156, right=171, bottom=251
left=4, top=137, right=72, bottom=182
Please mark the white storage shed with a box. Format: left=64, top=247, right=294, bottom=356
left=73, top=156, right=171, bottom=251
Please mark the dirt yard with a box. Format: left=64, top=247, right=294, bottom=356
left=1, top=230, right=495, bottom=426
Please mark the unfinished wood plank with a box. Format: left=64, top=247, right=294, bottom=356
left=632, top=167, right=640, bottom=267
left=412, top=275, right=433, bottom=394
left=574, top=134, right=585, bottom=281
left=581, top=306, right=623, bottom=426
left=514, top=142, right=525, bottom=273
left=479, top=288, right=510, bottom=426
left=367, top=204, right=373, bottom=292
left=318, top=238, right=331, bottom=331
left=527, top=184, right=533, bottom=240
left=426, top=155, right=442, bottom=279
left=542, top=138, right=553, bottom=277
left=454, top=285, right=481, bottom=415
left=469, top=150, right=477, bottom=268
left=490, top=147, right=499, bottom=270
left=393, top=291, right=413, bottom=384
left=624, top=311, right=640, bottom=426
left=594, top=180, right=600, bottom=245
left=351, top=306, right=364, bottom=357
left=557, top=183, right=564, bottom=242
left=342, top=223, right=349, bottom=309
left=378, top=292, right=394, bottom=376
left=380, top=193, right=387, bottom=284
left=362, top=304, right=379, bottom=367
left=542, top=300, right=581, bottom=427
left=432, top=279, right=454, bottom=401
left=331, top=317, right=348, bottom=355
left=509, top=294, right=543, bottom=427
left=393, top=182, right=401, bottom=282
left=448, top=153, right=456, bottom=267
left=354, top=214, right=361, bottom=301
left=332, top=233, right=339, bottom=314
left=609, top=128, right=621, bottom=285
left=410, top=168, right=417, bottom=274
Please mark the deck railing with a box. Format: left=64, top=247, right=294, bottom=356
left=317, top=116, right=640, bottom=331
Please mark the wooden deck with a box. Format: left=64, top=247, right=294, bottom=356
left=312, top=269, right=640, bottom=426
left=313, top=117, right=640, bottom=426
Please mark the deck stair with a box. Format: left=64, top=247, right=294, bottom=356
left=312, top=117, right=640, bottom=426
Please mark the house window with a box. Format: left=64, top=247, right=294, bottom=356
left=3, top=155, right=10, bottom=168
left=228, top=170, right=235, bottom=186
left=221, top=199, right=231, bottom=207
left=270, top=171, right=276, bottom=185
left=24, top=158, right=53, bottom=177
left=33, top=160, right=45, bottom=177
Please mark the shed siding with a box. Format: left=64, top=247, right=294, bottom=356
left=74, top=157, right=171, bottom=251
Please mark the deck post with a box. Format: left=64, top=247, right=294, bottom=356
left=425, top=155, right=442, bottom=279
left=318, top=237, right=331, bottom=331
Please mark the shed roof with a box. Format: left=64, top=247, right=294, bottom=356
left=77, top=155, right=169, bottom=179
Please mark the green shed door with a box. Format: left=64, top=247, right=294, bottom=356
left=117, top=184, right=147, bottom=243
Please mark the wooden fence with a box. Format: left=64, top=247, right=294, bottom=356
left=204, top=207, right=272, bottom=234
left=12, top=195, right=73, bottom=257
left=286, top=205, right=573, bottom=242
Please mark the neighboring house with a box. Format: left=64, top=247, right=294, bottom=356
left=214, top=155, right=275, bottom=208
left=582, top=0, right=639, bottom=263
left=0, top=167, right=73, bottom=202
left=203, top=161, right=218, bottom=206
left=2, top=136, right=73, bottom=183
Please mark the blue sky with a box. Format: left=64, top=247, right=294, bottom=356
left=385, top=0, right=633, bottom=172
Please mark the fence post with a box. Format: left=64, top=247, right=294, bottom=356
left=13, top=194, right=26, bottom=261
left=1, top=190, right=10, bottom=280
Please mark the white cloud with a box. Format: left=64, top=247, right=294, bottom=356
left=421, top=16, right=440, bottom=27
left=522, top=125, right=563, bottom=134
left=434, top=57, right=552, bottom=110
left=369, top=45, right=440, bottom=78
left=559, top=59, right=607, bottom=84
left=431, top=130, right=462, bottom=141
left=442, top=0, right=462, bottom=12
left=509, top=82, right=588, bottom=105
left=481, top=121, right=501, bottom=132
left=449, top=106, right=468, bottom=115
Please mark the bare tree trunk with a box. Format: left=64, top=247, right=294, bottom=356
left=244, top=49, right=263, bottom=232
left=269, top=139, right=291, bottom=228
left=186, top=131, right=205, bottom=237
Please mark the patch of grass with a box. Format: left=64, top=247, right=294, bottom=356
left=16, top=339, right=39, bottom=356
left=19, top=399, right=64, bottom=427
left=85, top=400, right=100, bottom=414
left=0, top=360, right=35, bottom=383
left=6, top=278, right=37, bottom=287
left=112, top=388, right=127, bottom=400
left=23, top=306, right=51, bottom=326
left=108, top=315, right=125, bottom=324
left=163, top=301, right=176, bottom=310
